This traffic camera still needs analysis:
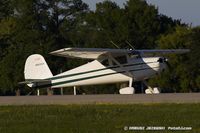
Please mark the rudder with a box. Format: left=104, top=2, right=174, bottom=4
left=24, top=54, right=53, bottom=80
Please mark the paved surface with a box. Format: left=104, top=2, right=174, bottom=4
left=0, top=93, right=200, bottom=105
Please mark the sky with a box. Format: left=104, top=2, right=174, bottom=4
left=82, top=0, right=200, bottom=27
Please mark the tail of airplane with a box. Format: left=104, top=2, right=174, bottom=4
left=20, top=54, right=53, bottom=88
left=24, top=54, right=53, bottom=80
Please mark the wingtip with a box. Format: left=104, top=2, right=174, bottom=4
left=49, top=48, right=73, bottom=55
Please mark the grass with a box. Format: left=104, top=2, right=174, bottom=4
left=0, top=104, right=199, bottom=133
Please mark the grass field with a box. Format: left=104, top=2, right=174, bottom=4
left=0, top=104, right=199, bottom=133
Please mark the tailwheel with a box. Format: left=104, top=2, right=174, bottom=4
left=26, top=88, right=40, bottom=96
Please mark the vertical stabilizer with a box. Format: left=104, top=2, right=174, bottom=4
left=24, top=54, right=53, bottom=80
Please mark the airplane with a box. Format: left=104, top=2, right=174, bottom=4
left=20, top=48, right=190, bottom=95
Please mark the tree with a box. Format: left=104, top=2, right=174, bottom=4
left=124, top=0, right=179, bottom=48
left=81, top=0, right=180, bottom=50
left=149, top=26, right=200, bottom=92
left=0, top=0, right=89, bottom=95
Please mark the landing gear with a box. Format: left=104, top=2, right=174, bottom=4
left=73, top=86, right=77, bottom=95
left=119, top=78, right=135, bottom=94
left=26, top=88, right=37, bottom=96
left=129, top=78, right=133, bottom=88
left=37, top=89, right=40, bottom=96
left=143, top=81, right=160, bottom=94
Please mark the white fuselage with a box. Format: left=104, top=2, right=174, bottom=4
left=49, top=57, right=166, bottom=88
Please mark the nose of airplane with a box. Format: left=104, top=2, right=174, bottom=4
left=157, top=57, right=168, bottom=71
left=157, top=57, right=168, bottom=63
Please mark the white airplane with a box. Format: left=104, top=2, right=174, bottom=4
left=20, top=48, right=189, bottom=95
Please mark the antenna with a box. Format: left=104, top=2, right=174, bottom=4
left=110, top=41, right=120, bottom=49
left=125, top=41, right=135, bottom=50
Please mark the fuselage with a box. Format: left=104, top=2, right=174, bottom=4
left=48, top=56, right=167, bottom=88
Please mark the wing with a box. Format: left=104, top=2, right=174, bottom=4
left=50, top=48, right=190, bottom=59
left=135, top=49, right=190, bottom=55
left=50, top=48, right=129, bottom=59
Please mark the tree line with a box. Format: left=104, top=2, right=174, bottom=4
left=0, top=0, right=199, bottom=95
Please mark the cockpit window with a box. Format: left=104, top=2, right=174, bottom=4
left=114, top=56, right=127, bottom=64
left=157, top=57, right=167, bottom=63
left=101, top=55, right=128, bottom=66
left=101, top=59, right=109, bottom=66
left=129, top=53, right=140, bottom=59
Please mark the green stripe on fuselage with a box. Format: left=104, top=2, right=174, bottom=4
left=50, top=66, right=159, bottom=87
left=47, top=61, right=156, bottom=81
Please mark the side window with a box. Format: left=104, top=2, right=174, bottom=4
left=114, top=56, right=127, bottom=64
left=101, top=59, right=109, bottom=66
left=112, top=60, right=117, bottom=66
left=129, top=53, right=140, bottom=59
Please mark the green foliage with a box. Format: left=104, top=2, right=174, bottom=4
left=0, top=0, right=13, bottom=19
left=196, top=76, right=200, bottom=89
left=0, top=104, right=200, bottom=132
left=149, top=26, right=200, bottom=92
left=0, top=0, right=89, bottom=95
left=124, top=0, right=180, bottom=48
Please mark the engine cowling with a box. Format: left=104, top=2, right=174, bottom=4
left=119, top=87, right=135, bottom=94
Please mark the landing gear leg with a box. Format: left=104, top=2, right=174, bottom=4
left=37, top=89, right=40, bottom=96
left=143, top=81, right=160, bottom=94
left=119, top=78, right=135, bottom=94
left=129, top=78, right=133, bottom=87
left=73, top=86, right=76, bottom=95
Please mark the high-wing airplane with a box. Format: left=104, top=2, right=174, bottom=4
left=20, top=48, right=190, bottom=95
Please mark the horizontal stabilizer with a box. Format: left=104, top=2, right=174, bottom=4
left=19, top=79, right=51, bottom=84
left=19, top=79, right=52, bottom=88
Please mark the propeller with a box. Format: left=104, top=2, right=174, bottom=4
left=157, top=57, right=171, bottom=69
left=165, top=59, right=171, bottom=69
